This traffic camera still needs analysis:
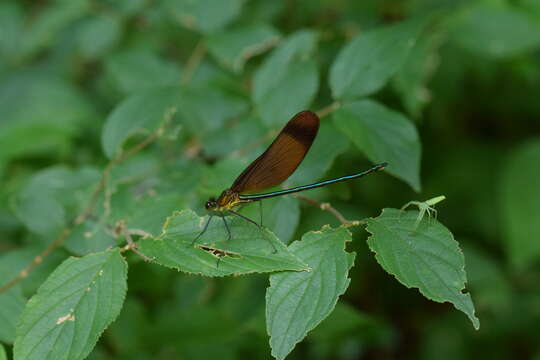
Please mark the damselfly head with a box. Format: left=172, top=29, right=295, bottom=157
left=205, top=197, right=218, bottom=210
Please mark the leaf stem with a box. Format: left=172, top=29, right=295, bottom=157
left=316, top=102, right=341, bottom=118
left=294, top=194, right=364, bottom=227
left=0, top=124, right=169, bottom=294
left=181, top=40, right=207, bottom=85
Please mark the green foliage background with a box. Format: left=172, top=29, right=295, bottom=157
left=1, top=0, right=540, bottom=359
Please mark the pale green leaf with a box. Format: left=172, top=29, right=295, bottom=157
left=0, top=343, right=6, bottom=360
left=138, top=210, right=309, bottom=277
left=101, top=87, right=179, bottom=158
left=0, top=285, right=26, bottom=343
left=207, top=24, right=280, bottom=73
left=266, top=227, right=355, bottom=360
left=168, top=0, right=244, bottom=33
left=366, top=208, right=480, bottom=330
left=329, top=17, right=426, bottom=100
left=449, top=5, right=540, bottom=58
left=333, top=100, right=421, bottom=191
left=253, top=30, right=319, bottom=126
left=14, top=249, right=128, bottom=360
left=499, top=140, right=540, bottom=269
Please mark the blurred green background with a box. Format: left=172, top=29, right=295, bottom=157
left=1, top=0, right=540, bottom=359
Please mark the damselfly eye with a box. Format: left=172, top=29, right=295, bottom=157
left=205, top=198, right=217, bottom=210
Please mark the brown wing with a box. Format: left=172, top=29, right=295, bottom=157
left=230, top=110, right=319, bottom=194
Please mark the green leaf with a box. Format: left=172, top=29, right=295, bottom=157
left=333, top=100, right=421, bottom=191
left=0, top=70, right=96, bottom=163
left=266, top=227, right=355, bottom=360
left=168, top=0, right=244, bottom=33
left=138, top=210, right=310, bottom=277
left=76, top=14, right=122, bottom=59
left=366, top=208, right=480, bottom=330
left=253, top=30, right=319, bottom=126
left=19, top=0, right=90, bottom=61
left=0, top=343, right=5, bottom=360
left=0, top=285, right=26, bottom=343
left=329, top=17, right=426, bottom=100
left=14, top=249, right=128, bottom=360
left=105, top=50, right=182, bottom=95
left=12, top=166, right=101, bottom=236
left=0, top=2, right=24, bottom=65
left=240, top=196, right=300, bottom=245
left=177, top=86, right=248, bottom=133
left=101, top=86, right=179, bottom=158
left=499, top=140, right=540, bottom=269
left=0, top=246, right=69, bottom=298
left=393, top=33, right=441, bottom=119
left=64, top=219, right=117, bottom=256
left=287, top=121, right=349, bottom=187
left=207, top=24, right=280, bottom=73
left=449, top=5, right=540, bottom=58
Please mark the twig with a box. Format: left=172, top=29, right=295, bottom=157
left=295, top=194, right=364, bottom=227
left=316, top=102, right=341, bottom=118
left=0, top=229, right=70, bottom=293
left=181, top=40, right=206, bottom=85
left=117, top=221, right=152, bottom=262
left=0, top=124, right=169, bottom=294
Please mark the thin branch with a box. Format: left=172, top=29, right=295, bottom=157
left=295, top=194, right=364, bottom=227
left=316, top=102, right=341, bottom=118
left=181, top=40, right=207, bottom=85
left=117, top=221, right=152, bottom=262
left=0, top=229, right=70, bottom=293
left=0, top=124, right=168, bottom=294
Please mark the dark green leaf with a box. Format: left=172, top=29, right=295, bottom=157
left=333, top=100, right=421, bottom=191
left=14, top=249, right=128, bottom=360
left=207, top=24, right=280, bottom=73
left=253, top=30, right=319, bottom=126
left=366, top=208, right=480, bottom=330
left=0, top=285, right=26, bottom=343
left=499, top=140, right=540, bottom=269
left=138, top=210, right=310, bottom=277
left=266, top=227, right=355, bottom=360
left=329, top=18, right=426, bottom=100
left=101, top=87, right=179, bottom=158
